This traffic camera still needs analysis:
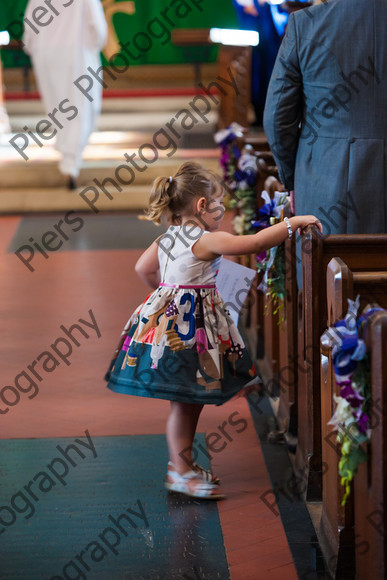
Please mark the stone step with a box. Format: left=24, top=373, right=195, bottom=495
left=7, top=104, right=218, bottom=132
left=0, top=185, right=152, bottom=214
left=0, top=151, right=219, bottom=189
left=0, top=97, right=222, bottom=211
left=5, top=95, right=202, bottom=115
left=0, top=146, right=221, bottom=213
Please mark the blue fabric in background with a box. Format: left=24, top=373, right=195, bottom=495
left=233, top=0, right=307, bottom=124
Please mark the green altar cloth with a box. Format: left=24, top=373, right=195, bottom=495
left=0, top=0, right=237, bottom=68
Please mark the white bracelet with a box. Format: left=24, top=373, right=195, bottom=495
left=284, top=217, right=292, bottom=239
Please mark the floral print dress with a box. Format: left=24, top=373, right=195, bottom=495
left=105, top=224, right=258, bottom=405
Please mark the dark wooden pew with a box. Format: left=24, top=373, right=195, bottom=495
left=240, top=154, right=285, bottom=397
left=321, top=258, right=387, bottom=577
left=320, top=257, right=355, bottom=577
left=296, top=230, right=387, bottom=501
left=236, top=153, right=299, bottom=429
left=354, top=309, right=387, bottom=580
left=319, top=257, right=387, bottom=577
left=276, top=234, right=298, bottom=435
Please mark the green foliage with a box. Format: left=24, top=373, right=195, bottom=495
left=257, top=243, right=287, bottom=324
left=339, top=433, right=367, bottom=506
left=336, top=357, right=371, bottom=505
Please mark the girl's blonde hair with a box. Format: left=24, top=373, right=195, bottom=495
left=143, top=161, right=224, bottom=225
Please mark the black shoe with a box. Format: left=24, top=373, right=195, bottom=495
left=67, top=176, right=78, bottom=190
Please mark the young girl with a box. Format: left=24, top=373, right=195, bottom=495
left=105, top=161, right=322, bottom=500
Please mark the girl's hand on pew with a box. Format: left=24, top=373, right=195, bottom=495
left=292, top=215, right=323, bottom=236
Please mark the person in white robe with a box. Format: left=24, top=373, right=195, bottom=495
left=23, top=0, right=107, bottom=188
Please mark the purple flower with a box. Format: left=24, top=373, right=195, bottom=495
left=220, top=156, right=230, bottom=172
left=339, top=381, right=364, bottom=408
left=340, top=382, right=355, bottom=398
left=338, top=377, right=351, bottom=387
left=357, top=412, right=370, bottom=434
left=220, top=151, right=230, bottom=164
left=256, top=251, right=267, bottom=264
left=349, top=396, right=364, bottom=409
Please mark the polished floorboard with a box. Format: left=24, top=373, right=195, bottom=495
left=1, top=212, right=300, bottom=580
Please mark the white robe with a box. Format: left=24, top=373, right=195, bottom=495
left=23, top=0, right=107, bottom=177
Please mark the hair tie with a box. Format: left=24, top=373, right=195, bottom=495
left=168, top=176, right=173, bottom=184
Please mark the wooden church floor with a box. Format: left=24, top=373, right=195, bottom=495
left=0, top=211, right=326, bottom=579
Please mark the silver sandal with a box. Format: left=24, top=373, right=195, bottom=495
left=165, top=469, right=225, bottom=500
left=168, top=461, right=220, bottom=485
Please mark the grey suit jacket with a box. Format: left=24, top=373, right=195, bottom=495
left=263, top=0, right=387, bottom=234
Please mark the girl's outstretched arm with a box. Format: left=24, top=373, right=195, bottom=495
left=193, top=216, right=322, bottom=260
left=135, top=239, right=161, bottom=289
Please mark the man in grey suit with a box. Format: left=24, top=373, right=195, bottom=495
left=263, top=0, right=386, bottom=236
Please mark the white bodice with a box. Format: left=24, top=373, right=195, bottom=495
left=158, top=225, right=222, bottom=286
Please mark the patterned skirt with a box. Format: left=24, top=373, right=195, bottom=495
left=105, top=284, right=258, bottom=405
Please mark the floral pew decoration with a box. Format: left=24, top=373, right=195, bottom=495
left=321, top=298, right=384, bottom=505
left=214, top=123, right=257, bottom=235
left=214, top=122, right=244, bottom=194
left=252, top=190, right=291, bottom=323
left=215, top=124, right=290, bottom=320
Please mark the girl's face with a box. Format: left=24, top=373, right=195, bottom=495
left=204, top=192, right=226, bottom=232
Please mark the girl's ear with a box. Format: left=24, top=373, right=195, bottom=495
left=196, top=196, right=207, bottom=214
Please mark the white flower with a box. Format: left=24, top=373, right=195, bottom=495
left=261, top=190, right=271, bottom=205
left=214, top=122, right=245, bottom=144
left=273, top=191, right=291, bottom=218
left=238, top=151, right=257, bottom=173
left=328, top=395, right=353, bottom=430
left=344, top=296, right=360, bottom=331
left=260, top=190, right=291, bottom=219
left=233, top=215, right=245, bottom=235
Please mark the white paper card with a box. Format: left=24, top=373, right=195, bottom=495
left=216, top=257, right=257, bottom=325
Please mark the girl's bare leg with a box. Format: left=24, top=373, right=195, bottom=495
left=166, top=401, right=203, bottom=474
